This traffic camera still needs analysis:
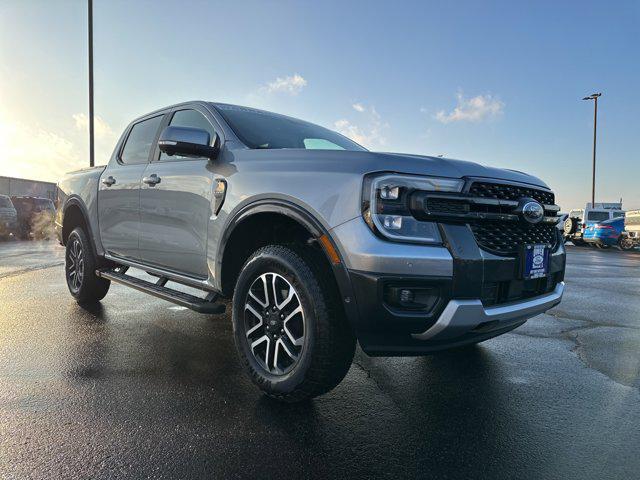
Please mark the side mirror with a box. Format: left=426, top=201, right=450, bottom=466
left=158, top=126, right=219, bottom=159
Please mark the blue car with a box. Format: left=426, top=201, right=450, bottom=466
left=582, top=217, right=626, bottom=249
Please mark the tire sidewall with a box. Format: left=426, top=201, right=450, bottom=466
left=232, top=248, right=320, bottom=394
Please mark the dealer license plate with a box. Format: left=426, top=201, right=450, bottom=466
left=523, top=244, right=549, bottom=279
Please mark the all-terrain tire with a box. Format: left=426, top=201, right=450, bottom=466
left=232, top=245, right=356, bottom=402
left=65, top=227, right=110, bottom=304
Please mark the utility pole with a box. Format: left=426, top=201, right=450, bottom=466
left=88, top=0, right=95, bottom=167
left=582, top=93, right=601, bottom=207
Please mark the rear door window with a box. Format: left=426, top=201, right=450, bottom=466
left=587, top=211, right=610, bottom=222
left=120, top=116, right=163, bottom=165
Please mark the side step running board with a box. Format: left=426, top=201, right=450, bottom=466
left=96, top=267, right=225, bottom=314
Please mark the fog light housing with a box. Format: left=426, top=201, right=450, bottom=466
left=384, top=285, right=439, bottom=312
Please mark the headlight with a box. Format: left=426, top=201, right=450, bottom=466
left=361, top=173, right=464, bottom=244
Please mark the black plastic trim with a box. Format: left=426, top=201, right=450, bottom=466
left=62, top=196, right=103, bottom=256
left=216, top=199, right=360, bottom=331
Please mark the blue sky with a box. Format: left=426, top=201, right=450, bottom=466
left=0, top=0, right=638, bottom=209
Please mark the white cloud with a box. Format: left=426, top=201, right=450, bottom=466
left=261, top=73, right=307, bottom=95
left=0, top=111, right=118, bottom=183
left=334, top=104, right=388, bottom=149
left=435, top=92, right=504, bottom=124
left=0, top=116, right=80, bottom=181
left=72, top=113, right=115, bottom=139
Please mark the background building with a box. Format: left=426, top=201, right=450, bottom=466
left=0, top=176, right=57, bottom=201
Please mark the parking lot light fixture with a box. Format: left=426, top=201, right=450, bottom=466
left=582, top=92, right=601, bottom=208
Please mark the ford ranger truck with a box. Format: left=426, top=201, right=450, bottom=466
left=56, top=102, right=566, bottom=402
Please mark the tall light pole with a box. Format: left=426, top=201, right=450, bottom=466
left=582, top=93, right=601, bottom=208
left=88, top=0, right=95, bottom=167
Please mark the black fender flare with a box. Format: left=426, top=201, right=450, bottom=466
left=216, top=199, right=359, bottom=329
left=62, top=196, right=102, bottom=256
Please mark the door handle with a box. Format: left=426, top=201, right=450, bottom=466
left=101, top=176, right=116, bottom=187
left=142, top=174, right=161, bottom=186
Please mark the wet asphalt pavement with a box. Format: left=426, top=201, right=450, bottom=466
left=0, top=241, right=639, bottom=479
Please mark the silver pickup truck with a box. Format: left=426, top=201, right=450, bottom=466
left=56, top=101, right=566, bottom=401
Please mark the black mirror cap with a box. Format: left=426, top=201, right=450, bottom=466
left=158, top=126, right=219, bottom=159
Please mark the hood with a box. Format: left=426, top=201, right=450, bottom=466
left=232, top=149, right=549, bottom=189
left=365, top=152, right=549, bottom=188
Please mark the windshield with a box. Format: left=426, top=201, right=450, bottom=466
left=0, top=196, right=13, bottom=208
left=214, top=104, right=367, bottom=151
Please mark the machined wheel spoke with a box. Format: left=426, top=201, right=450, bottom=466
left=251, top=335, right=271, bottom=369
left=276, top=287, right=295, bottom=310
left=249, top=274, right=269, bottom=308
left=283, top=305, right=304, bottom=347
left=244, top=304, right=263, bottom=337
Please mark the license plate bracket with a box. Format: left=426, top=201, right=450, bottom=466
left=522, top=244, right=550, bottom=279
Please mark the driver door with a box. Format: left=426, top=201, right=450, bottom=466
left=138, top=107, right=220, bottom=278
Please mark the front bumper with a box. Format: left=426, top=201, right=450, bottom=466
left=412, top=282, right=563, bottom=341
left=331, top=217, right=566, bottom=356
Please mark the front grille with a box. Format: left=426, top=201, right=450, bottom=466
left=426, top=198, right=469, bottom=215
left=470, top=221, right=557, bottom=256
left=469, top=181, right=555, bottom=205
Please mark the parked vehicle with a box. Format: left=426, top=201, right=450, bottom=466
left=10, top=196, right=56, bottom=240
left=56, top=101, right=566, bottom=401
left=622, top=210, right=640, bottom=251
left=0, top=194, right=18, bottom=240
left=563, top=203, right=625, bottom=245
left=582, top=217, right=630, bottom=250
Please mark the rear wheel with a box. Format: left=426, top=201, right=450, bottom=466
left=232, top=245, right=356, bottom=402
left=65, top=227, right=110, bottom=304
left=618, top=237, right=635, bottom=251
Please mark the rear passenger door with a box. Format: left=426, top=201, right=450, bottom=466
left=137, top=107, right=220, bottom=278
left=98, top=114, right=164, bottom=261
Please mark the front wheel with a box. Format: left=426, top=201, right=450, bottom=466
left=232, top=245, right=356, bottom=402
left=65, top=227, right=110, bottom=304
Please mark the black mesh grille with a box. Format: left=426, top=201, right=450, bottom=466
left=469, top=182, right=555, bottom=205
left=426, top=198, right=469, bottom=215
left=470, top=221, right=557, bottom=256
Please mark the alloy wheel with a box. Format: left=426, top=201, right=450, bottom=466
left=244, top=272, right=305, bottom=375
left=66, top=238, right=84, bottom=293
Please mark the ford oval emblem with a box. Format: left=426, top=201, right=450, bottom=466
left=522, top=201, right=544, bottom=224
